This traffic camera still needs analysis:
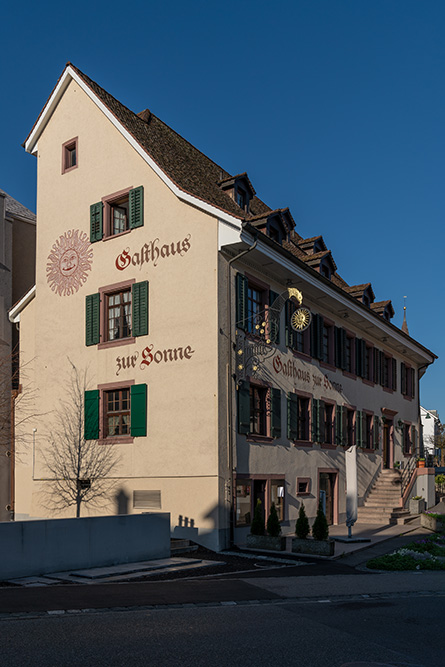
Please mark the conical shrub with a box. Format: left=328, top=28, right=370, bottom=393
left=250, top=498, right=265, bottom=536
left=295, top=502, right=310, bottom=539
left=312, top=502, right=329, bottom=541
left=266, top=502, right=281, bottom=537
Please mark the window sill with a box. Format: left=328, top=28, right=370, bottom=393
left=321, top=443, right=337, bottom=450
left=402, top=394, right=414, bottom=402
left=246, top=435, right=274, bottom=443
left=99, top=436, right=134, bottom=445
left=296, top=492, right=311, bottom=497
left=342, top=370, right=357, bottom=380
left=98, top=336, right=136, bottom=350
left=383, top=387, right=394, bottom=394
left=362, top=378, right=374, bottom=387
left=290, top=349, right=311, bottom=361
left=292, top=440, right=313, bottom=448
left=319, top=361, right=336, bottom=372
left=102, top=229, right=132, bottom=242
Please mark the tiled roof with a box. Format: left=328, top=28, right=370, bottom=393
left=68, top=64, right=270, bottom=221
left=0, top=189, right=35, bottom=222
left=345, top=283, right=375, bottom=299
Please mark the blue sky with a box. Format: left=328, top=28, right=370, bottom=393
left=1, top=1, right=444, bottom=414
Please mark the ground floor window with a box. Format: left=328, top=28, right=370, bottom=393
left=235, top=477, right=285, bottom=527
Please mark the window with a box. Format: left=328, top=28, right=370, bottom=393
left=250, top=385, right=267, bottom=435
left=236, top=273, right=272, bottom=337
left=62, top=137, right=78, bottom=174
left=296, top=478, right=311, bottom=495
left=320, top=262, right=331, bottom=279
left=247, top=285, right=263, bottom=334
left=236, top=188, right=246, bottom=210
left=364, top=345, right=373, bottom=381
left=236, top=481, right=252, bottom=526
left=288, top=393, right=310, bottom=441
left=285, top=300, right=310, bottom=354
left=238, top=382, right=281, bottom=439
left=104, top=388, right=130, bottom=437
left=270, top=479, right=285, bottom=521
left=85, top=280, right=148, bottom=348
left=403, top=423, right=411, bottom=455
left=311, top=315, right=333, bottom=364
left=90, top=186, right=144, bottom=242
left=84, top=382, right=147, bottom=441
left=107, top=289, right=132, bottom=341
left=401, top=363, right=415, bottom=398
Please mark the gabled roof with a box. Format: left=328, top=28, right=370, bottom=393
left=218, top=172, right=256, bottom=198
left=297, top=235, right=327, bottom=254
left=371, top=300, right=395, bottom=318
left=24, top=63, right=270, bottom=224
left=345, top=283, right=375, bottom=301
left=301, top=250, right=337, bottom=272
left=0, top=189, right=35, bottom=222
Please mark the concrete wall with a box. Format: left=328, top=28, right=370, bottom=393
left=0, top=512, right=170, bottom=580
left=411, top=468, right=436, bottom=509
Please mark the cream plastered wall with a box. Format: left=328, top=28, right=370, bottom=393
left=15, top=80, right=223, bottom=545
left=231, top=263, right=420, bottom=526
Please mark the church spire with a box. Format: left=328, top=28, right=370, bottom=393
left=402, top=296, right=409, bottom=335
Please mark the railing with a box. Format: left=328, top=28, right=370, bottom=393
left=401, top=455, right=417, bottom=496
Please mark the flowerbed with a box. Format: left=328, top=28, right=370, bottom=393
left=367, top=533, right=445, bottom=571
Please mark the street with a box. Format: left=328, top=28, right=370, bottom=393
left=0, top=593, right=441, bottom=667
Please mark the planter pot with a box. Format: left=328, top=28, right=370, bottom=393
left=421, top=513, right=445, bottom=533
left=409, top=499, right=426, bottom=515
left=246, top=534, right=286, bottom=551
left=291, top=537, right=335, bottom=556
left=417, top=460, right=426, bottom=468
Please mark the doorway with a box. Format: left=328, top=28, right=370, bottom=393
left=319, top=472, right=337, bottom=525
left=382, top=421, right=392, bottom=468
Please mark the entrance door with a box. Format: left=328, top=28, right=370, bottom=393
left=319, top=473, right=336, bottom=525
left=253, top=480, right=266, bottom=522
left=382, top=422, right=392, bottom=468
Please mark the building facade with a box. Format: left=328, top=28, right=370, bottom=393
left=11, top=64, right=435, bottom=549
left=0, top=189, right=36, bottom=520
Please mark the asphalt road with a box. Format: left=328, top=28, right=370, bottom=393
left=0, top=594, right=441, bottom=667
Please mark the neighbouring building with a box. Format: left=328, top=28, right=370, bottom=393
left=10, top=64, right=436, bottom=549
left=0, top=189, right=36, bottom=520
left=420, top=407, right=441, bottom=461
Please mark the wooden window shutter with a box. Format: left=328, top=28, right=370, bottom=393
left=130, top=384, right=147, bottom=437
left=311, top=314, right=323, bottom=359
left=84, top=390, right=99, bottom=440
left=401, top=362, right=406, bottom=395
left=237, top=382, right=250, bottom=434
left=285, top=300, right=296, bottom=348
left=373, top=349, right=380, bottom=384
left=341, top=329, right=347, bottom=370
left=129, top=186, right=144, bottom=229
left=269, top=290, right=280, bottom=344
left=355, top=339, right=362, bottom=377
left=410, top=368, right=415, bottom=398
left=379, top=351, right=384, bottom=386
left=356, top=411, right=364, bottom=447
left=334, top=327, right=341, bottom=368
left=85, top=293, right=100, bottom=346
left=411, top=425, right=417, bottom=450
left=132, top=281, right=149, bottom=337
left=391, top=358, right=397, bottom=391
left=235, top=273, right=248, bottom=330
left=318, top=400, right=325, bottom=443
left=270, top=388, right=281, bottom=438
left=311, top=398, right=319, bottom=442
left=336, top=405, right=344, bottom=445
left=373, top=416, right=379, bottom=449
left=287, top=392, right=299, bottom=440
left=90, top=202, right=103, bottom=242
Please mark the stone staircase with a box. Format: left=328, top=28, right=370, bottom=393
left=357, top=468, right=411, bottom=525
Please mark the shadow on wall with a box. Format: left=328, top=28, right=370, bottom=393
left=115, top=489, right=130, bottom=515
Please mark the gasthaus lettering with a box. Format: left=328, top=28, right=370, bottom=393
left=116, top=234, right=191, bottom=271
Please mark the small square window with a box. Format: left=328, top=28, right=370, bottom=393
left=296, top=477, right=311, bottom=495
left=62, top=137, right=78, bottom=174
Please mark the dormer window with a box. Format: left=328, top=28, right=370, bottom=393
left=363, top=293, right=371, bottom=307
left=236, top=188, right=247, bottom=211
left=320, top=263, right=331, bottom=280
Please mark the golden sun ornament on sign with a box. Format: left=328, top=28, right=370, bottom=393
left=46, top=229, right=93, bottom=296
left=291, top=308, right=312, bottom=332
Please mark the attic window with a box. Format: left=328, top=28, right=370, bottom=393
left=320, top=263, right=331, bottom=280
left=363, top=294, right=371, bottom=307
left=62, top=137, right=78, bottom=174
left=236, top=188, right=247, bottom=211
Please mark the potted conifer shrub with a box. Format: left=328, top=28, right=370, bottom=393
left=247, top=500, right=285, bottom=550
left=292, top=502, right=335, bottom=556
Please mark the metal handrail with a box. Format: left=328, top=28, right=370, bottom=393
left=401, top=455, right=417, bottom=496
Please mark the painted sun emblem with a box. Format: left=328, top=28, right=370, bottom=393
left=46, top=229, right=93, bottom=296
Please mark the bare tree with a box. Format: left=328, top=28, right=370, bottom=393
left=43, top=362, right=120, bottom=517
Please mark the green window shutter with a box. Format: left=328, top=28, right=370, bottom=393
left=356, top=411, right=363, bottom=447
left=410, top=368, right=415, bottom=398
left=235, top=273, right=248, bottom=330
left=319, top=400, right=325, bottom=443
left=411, top=425, right=417, bottom=450
left=374, top=349, right=380, bottom=384
left=336, top=405, right=344, bottom=445
left=288, top=392, right=299, bottom=440
left=285, top=300, right=296, bottom=348
left=237, top=382, right=250, bottom=434
left=379, top=351, right=384, bottom=386
left=270, top=388, right=281, bottom=438
left=401, top=362, right=406, bottom=394
left=129, top=186, right=144, bottom=229
left=132, top=281, right=149, bottom=337
left=392, top=358, right=397, bottom=391
left=311, top=314, right=323, bottom=359
left=373, top=416, right=379, bottom=449
left=130, top=384, right=147, bottom=437
left=311, top=398, right=319, bottom=442
left=269, top=290, right=280, bottom=344
left=85, top=293, right=100, bottom=346
left=84, top=390, right=99, bottom=440
left=90, top=202, right=103, bottom=242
